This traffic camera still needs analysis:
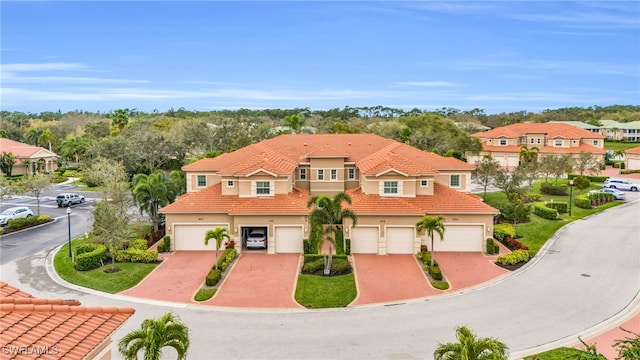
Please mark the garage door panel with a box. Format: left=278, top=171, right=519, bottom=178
left=431, top=225, right=483, bottom=252
left=275, top=226, right=303, bottom=253
left=629, top=158, right=640, bottom=170
left=175, top=225, right=224, bottom=251
left=386, top=227, right=415, bottom=254
left=350, top=227, right=378, bottom=254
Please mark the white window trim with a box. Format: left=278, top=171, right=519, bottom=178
left=380, top=181, right=402, bottom=196
left=253, top=181, right=273, bottom=196
left=196, top=175, right=207, bottom=188
left=330, top=169, right=338, bottom=181
left=226, top=180, right=234, bottom=188
left=450, top=175, right=461, bottom=188
left=299, top=168, right=307, bottom=180
left=537, top=138, right=541, bottom=144
left=317, top=169, right=324, bottom=181
left=499, top=139, right=507, bottom=146
left=554, top=140, right=563, bottom=147
left=347, top=168, right=356, bottom=180
left=420, top=179, right=428, bottom=187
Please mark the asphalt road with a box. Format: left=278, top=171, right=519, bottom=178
left=0, top=192, right=638, bottom=360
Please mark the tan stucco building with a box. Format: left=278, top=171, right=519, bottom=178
left=0, top=138, right=59, bottom=176
left=625, top=146, right=640, bottom=170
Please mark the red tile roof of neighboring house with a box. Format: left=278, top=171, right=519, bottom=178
left=0, top=281, right=134, bottom=360
left=183, top=134, right=473, bottom=176
left=481, top=143, right=606, bottom=154
left=162, top=183, right=498, bottom=216
left=346, top=183, right=498, bottom=215
left=625, top=146, right=640, bottom=155
left=0, top=138, right=54, bottom=158
left=472, top=123, right=605, bottom=140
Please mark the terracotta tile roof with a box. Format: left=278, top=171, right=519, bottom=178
left=473, top=123, right=605, bottom=140
left=0, top=138, right=55, bottom=158
left=161, top=183, right=312, bottom=215
left=481, top=143, right=606, bottom=154
left=346, top=183, right=498, bottom=215
left=0, top=281, right=134, bottom=360
left=625, top=146, right=640, bottom=155
left=182, top=134, right=472, bottom=176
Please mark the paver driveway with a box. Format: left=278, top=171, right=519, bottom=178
left=119, top=251, right=215, bottom=303
left=350, top=254, right=439, bottom=305
left=435, top=252, right=509, bottom=291
left=205, top=253, right=303, bottom=308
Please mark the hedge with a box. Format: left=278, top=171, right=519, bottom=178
left=568, top=173, right=609, bottom=183
left=75, top=243, right=98, bottom=256
left=330, top=258, right=351, bottom=275
left=540, top=183, right=568, bottom=196
left=545, top=201, right=568, bottom=214
left=7, top=215, right=51, bottom=230
left=128, top=238, right=148, bottom=250
left=115, top=249, right=158, bottom=263
left=574, top=196, right=592, bottom=209
left=486, top=238, right=499, bottom=255
left=216, top=248, right=238, bottom=271
left=534, top=204, right=558, bottom=220
left=417, top=251, right=438, bottom=266
left=75, top=244, right=108, bottom=271
left=496, top=250, right=530, bottom=265
left=158, top=236, right=171, bottom=253
left=493, top=224, right=516, bottom=242
left=427, top=265, right=443, bottom=280
left=303, top=254, right=348, bottom=264
left=205, top=269, right=222, bottom=286
left=621, top=169, right=640, bottom=175
left=302, top=258, right=325, bottom=273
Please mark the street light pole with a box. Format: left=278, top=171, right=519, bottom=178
left=67, top=207, right=72, bottom=257
left=569, top=179, right=574, bottom=216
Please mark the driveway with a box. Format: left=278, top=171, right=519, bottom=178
left=350, top=254, right=439, bottom=305
left=204, top=253, right=303, bottom=308
left=435, top=252, right=509, bottom=291
left=119, top=251, right=216, bottom=303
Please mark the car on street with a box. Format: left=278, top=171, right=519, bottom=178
left=56, top=193, right=85, bottom=207
left=0, top=207, right=34, bottom=226
left=589, top=188, right=626, bottom=200
left=246, top=229, right=267, bottom=249
left=603, top=178, right=639, bottom=191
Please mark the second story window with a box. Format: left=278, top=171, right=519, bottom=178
left=383, top=181, right=398, bottom=194
left=226, top=180, right=234, bottom=188
left=593, top=140, right=599, bottom=146
left=530, top=138, right=534, bottom=144
left=499, top=139, right=507, bottom=146
left=317, top=169, right=324, bottom=181
left=299, top=168, right=307, bottom=180
left=330, top=169, right=337, bottom=181
left=555, top=140, right=563, bottom=147
left=348, top=168, right=356, bottom=180
left=256, top=181, right=270, bottom=195
left=537, top=138, right=541, bottom=144
left=197, top=175, right=206, bottom=188
left=421, top=180, right=428, bottom=187
left=450, top=175, right=460, bottom=188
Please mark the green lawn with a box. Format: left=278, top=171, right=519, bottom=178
left=295, top=273, right=357, bottom=308
left=54, top=238, right=158, bottom=293
left=605, top=140, right=640, bottom=152
left=525, top=347, right=593, bottom=360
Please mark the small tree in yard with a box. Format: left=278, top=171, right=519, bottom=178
left=416, top=215, right=445, bottom=267
left=572, top=175, right=591, bottom=193
left=118, top=312, right=190, bottom=360
left=18, top=173, right=52, bottom=216
left=576, top=151, right=601, bottom=176
left=434, top=325, right=508, bottom=360
left=472, top=155, right=500, bottom=200
left=204, top=227, right=230, bottom=270
left=493, top=168, right=526, bottom=203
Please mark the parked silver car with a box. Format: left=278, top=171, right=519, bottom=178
left=246, top=229, right=267, bottom=249
left=0, top=207, right=34, bottom=226
left=589, top=188, right=626, bottom=200
left=603, top=178, right=639, bottom=192
left=56, top=193, right=85, bottom=207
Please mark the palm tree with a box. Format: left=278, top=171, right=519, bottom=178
left=306, top=192, right=358, bottom=253
left=283, top=113, right=305, bottom=134
left=170, top=170, right=187, bottom=196
left=118, top=312, right=190, bottom=360
left=25, top=128, right=43, bottom=146
left=0, top=152, right=16, bottom=176
left=416, top=215, right=445, bottom=267
left=38, top=128, right=56, bottom=151
left=434, top=325, right=508, bottom=360
left=111, top=108, right=130, bottom=134
left=518, top=145, right=539, bottom=167
left=132, top=172, right=178, bottom=233
left=204, top=227, right=230, bottom=269
left=59, top=136, right=92, bottom=163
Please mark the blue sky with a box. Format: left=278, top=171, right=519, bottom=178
left=1, top=1, right=639, bottom=114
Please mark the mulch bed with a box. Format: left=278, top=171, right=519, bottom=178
left=495, top=262, right=527, bottom=271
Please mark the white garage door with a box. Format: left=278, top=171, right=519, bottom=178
left=174, top=225, right=224, bottom=251
left=350, top=227, right=379, bottom=254
left=628, top=158, right=640, bottom=170
left=432, top=225, right=484, bottom=252
left=506, top=156, right=519, bottom=168
left=386, top=227, right=415, bottom=254
left=275, top=226, right=303, bottom=253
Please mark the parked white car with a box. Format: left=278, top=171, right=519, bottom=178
left=589, top=188, right=626, bottom=200
left=0, top=207, right=34, bottom=226
left=603, top=178, right=640, bottom=192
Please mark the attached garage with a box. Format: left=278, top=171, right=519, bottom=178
left=432, top=225, right=484, bottom=252
left=627, top=157, right=640, bottom=170
left=174, top=224, right=226, bottom=251
left=386, top=227, right=416, bottom=254
left=274, top=226, right=304, bottom=253
left=506, top=156, right=519, bottom=168
left=350, top=227, right=379, bottom=254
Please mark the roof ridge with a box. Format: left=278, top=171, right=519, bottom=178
left=0, top=298, right=80, bottom=305
left=0, top=303, right=136, bottom=314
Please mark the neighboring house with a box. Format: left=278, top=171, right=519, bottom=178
left=0, top=138, right=59, bottom=176
left=548, top=120, right=602, bottom=134
left=598, top=120, right=640, bottom=142
left=160, top=134, right=498, bottom=255
left=625, top=146, right=640, bottom=170
left=466, top=123, right=606, bottom=169
left=0, top=281, right=134, bottom=360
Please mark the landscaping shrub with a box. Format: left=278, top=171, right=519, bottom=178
left=75, top=244, right=108, bottom=271
left=334, top=230, right=344, bottom=254
left=534, top=203, right=558, bottom=220
left=521, top=192, right=541, bottom=202
left=205, top=269, right=222, bottom=286
left=428, top=265, right=443, bottom=280
left=303, top=254, right=348, bottom=264
left=503, top=237, right=529, bottom=251
left=417, top=250, right=438, bottom=266
left=432, top=281, right=450, bottom=290
left=302, top=258, right=325, bottom=273
left=345, top=238, right=351, bottom=255
left=493, top=224, right=516, bottom=242
left=128, top=238, right=148, bottom=250
left=303, top=239, right=312, bottom=254
left=496, top=201, right=531, bottom=224
left=540, top=182, right=568, bottom=196
left=496, top=249, right=530, bottom=265
left=486, top=238, right=499, bottom=255
left=216, top=248, right=238, bottom=271
left=75, top=243, right=98, bottom=256
left=115, top=249, right=158, bottom=263
left=158, top=235, right=171, bottom=253
left=621, top=169, right=640, bottom=175
left=545, top=201, right=568, bottom=214
left=569, top=173, right=608, bottom=183
left=571, top=175, right=591, bottom=191
left=194, top=288, right=216, bottom=301
left=7, top=215, right=51, bottom=230
left=224, top=239, right=235, bottom=250
left=574, top=196, right=592, bottom=209
left=330, top=258, right=351, bottom=275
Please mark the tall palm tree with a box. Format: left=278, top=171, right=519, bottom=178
left=518, top=145, right=539, bottom=167
left=118, top=312, right=190, bottom=360
left=306, top=192, right=358, bottom=253
left=0, top=152, right=16, bottom=177
left=416, top=215, right=445, bottom=267
left=38, top=128, right=56, bottom=151
left=132, top=172, right=178, bottom=233
left=434, top=325, right=508, bottom=360
left=111, top=108, right=130, bottom=134
left=25, top=128, right=43, bottom=146
left=59, top=136, right=92, bottom=163
left=283, top=113, right=305, bottom=134
left=204, top=227, right=230, bottom=269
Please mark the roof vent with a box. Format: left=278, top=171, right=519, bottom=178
left=303, top=143, right=307, bottom=146
left=348, top=142, right=351, bottom=146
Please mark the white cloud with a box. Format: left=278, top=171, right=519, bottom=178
left=395, top=81, right=464, bottom=87
left=1, top=63, right=88, bottom=72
